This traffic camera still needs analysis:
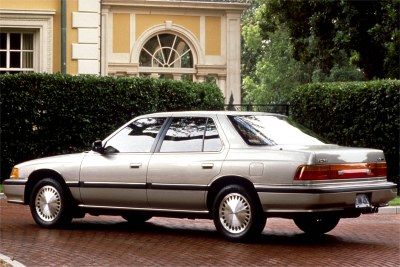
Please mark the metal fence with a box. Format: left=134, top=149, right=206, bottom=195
left=224, top=104, right=290, bottom=116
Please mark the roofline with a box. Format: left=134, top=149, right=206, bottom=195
left=102, top=0, right=249, bottom=12
left=142, top=110, right=286, bottom=117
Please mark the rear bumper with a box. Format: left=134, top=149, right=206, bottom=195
left=3, top=179, right=27, bottom=204
left=255, top=182, right=397, bottom=216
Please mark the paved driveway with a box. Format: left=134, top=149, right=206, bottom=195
left=0, top=199, right=399, bottom=266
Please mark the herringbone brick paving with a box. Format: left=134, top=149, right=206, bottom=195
left=1, top=199, right=399, bottom=266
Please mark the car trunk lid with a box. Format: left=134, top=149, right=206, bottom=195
left=275, top=144, right=387, bottom=181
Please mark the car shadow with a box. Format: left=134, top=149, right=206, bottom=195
left=60, top=217, right=342, bottom=246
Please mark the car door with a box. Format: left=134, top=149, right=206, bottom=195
left=147, top=116, right=228, bottom=211
left=79, top=117, right=166, bottom=208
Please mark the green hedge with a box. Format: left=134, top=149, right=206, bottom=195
left=0, top=73, right=224, bottom=179
left=290, top=80, right=400, bottom=183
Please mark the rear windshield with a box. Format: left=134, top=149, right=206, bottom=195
left=228, top=115, right=327, bottom=146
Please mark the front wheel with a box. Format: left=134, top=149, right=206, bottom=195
left=30, top=178, right=73, bottom=228
left=212, top=185, right=266, bottom=241
left=294, top=215, right=340, bottom=235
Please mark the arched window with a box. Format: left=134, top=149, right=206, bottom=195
left=138, top=33, right=195, bottom=80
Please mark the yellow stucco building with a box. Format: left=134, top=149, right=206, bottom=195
left=0, top=0, right=248, bottom=104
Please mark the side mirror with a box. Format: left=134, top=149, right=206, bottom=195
left=92, top=140, right=104, bottom=154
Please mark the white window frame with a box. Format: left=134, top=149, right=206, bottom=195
left=139, top=33, right=196, bottom=80
left=131, top=23, right=204, bottom=81
left=0, top=31, right=36, bottom=73
left=0, top=9, right=55, bottom=73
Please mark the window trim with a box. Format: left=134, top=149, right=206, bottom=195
left=139, top=33, right=194, bottom=69
left=0, top=9, right=55, bottom=73
left=156, top=116, right=223, bottom=153
left=0, top=31, right=35, bottom=73
left=103, top=117, right=169, bottom=154
left=138, top=32, right=196, bottom=80
left=131, top=23, right=204, bottom=81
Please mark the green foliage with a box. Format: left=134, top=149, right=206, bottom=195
left=312, top=64, right=364, bottom=83
left=0, top=73, right=224, bottom=179
left=389, top=196, right=400, bottom=206
left=241, top=0, right=364, bottom=105
left=290, top=80, right=400, bottom=182
left=226, top=93, right=236, bottom=111
left=242, top=22, right=312, bottom=105
left=258, top=0, right=399, bottom=80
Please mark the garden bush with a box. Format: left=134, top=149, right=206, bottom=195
left=0, top=73, right=224, bottom=179
left=290, top=80, right=399, bottom=183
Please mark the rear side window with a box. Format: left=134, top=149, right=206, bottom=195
left=228, top=115, right=326, bottom=146
left=160, top=117, right=223, bottom=152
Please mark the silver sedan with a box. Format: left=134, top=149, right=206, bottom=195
left=3, top=111, right=397, bottom=241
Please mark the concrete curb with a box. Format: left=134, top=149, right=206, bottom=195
left=0, top=253, right=26, bottom=267
left=378, top=206, right=400, bottom=214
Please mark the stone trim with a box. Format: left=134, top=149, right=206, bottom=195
left=0, top=9, right=55, bottom=73
left=72, top=0, right=101, bottom=74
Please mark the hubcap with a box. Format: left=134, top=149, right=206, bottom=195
left=219, top=193, right=251, bottom=234
left=35, top=185, right=61, bottom=222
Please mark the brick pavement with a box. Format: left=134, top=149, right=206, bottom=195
left=0, top=198, right=399, bottom=267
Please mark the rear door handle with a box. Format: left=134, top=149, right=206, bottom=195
left=202, top=163, right=214, bottom=169
left=130, top=163, right=142, bottom=168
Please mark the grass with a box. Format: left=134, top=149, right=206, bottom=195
left=388, top=196, right=400, bottom=206
left=0, top=184, right=3, bottom=193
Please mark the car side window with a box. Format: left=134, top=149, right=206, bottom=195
left=204, top=119, right=223, bottom=152
left=104, top=117, right=166, bottom=153
left=160, top=117, right=223, bottom=153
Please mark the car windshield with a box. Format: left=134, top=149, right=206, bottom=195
left=228, top=115, right=328, bottom=146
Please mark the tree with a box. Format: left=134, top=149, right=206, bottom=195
left=243, top=24, right=312, bottom=105
left=258, top=0, right=400, bottom=80
left=241, top=0, right=315, bottom=105
left=241, top=0, right=367, bottom=105
left=241, top=0, right=265, bottom=83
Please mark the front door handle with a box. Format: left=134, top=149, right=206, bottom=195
left=130, top=163, right=142, bottom=169
left=202, top=163, right=214, bottom=169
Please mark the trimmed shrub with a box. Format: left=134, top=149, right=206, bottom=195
left=290, top=80, right=400, bottom=183
left=0, top=73, right=224, bottom=179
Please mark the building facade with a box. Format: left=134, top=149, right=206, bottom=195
left=0, top=0, right=248, bottom=103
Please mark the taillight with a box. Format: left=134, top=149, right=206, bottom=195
left=294, top=162, right=387, bottom=180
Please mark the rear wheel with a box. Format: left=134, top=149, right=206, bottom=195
left=30, top=178, right=73, bottom=228
left=213, top=185, right=266, bottom=241
left=294, top=215, right=340, bottom=235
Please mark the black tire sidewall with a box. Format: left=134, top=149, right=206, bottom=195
left=30, top=178, right=69, bottom=228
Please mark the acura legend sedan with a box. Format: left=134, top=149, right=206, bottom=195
left=3, top=111, right=397, bottom=241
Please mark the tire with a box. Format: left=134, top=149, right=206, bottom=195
left=122, top=213, right=152, bottom=224
left=30, top=178, right=73, bottom=228
left=212, top=185, right=266, bottom=241
left=294, top=215, right=340, bottom=235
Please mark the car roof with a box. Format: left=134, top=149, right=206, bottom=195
left=141, top=110, right=286, bottom=117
